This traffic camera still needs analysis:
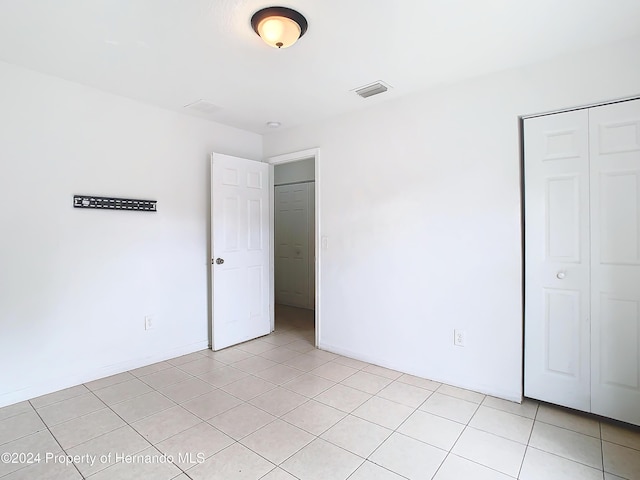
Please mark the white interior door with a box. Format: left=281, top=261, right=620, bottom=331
left=589, top=99, right=640, bottom=425
left=524, top=110, right=591, bottom=411
left=211, top=153, right=270, bottom=351
left=275, top=182, right=313, bottom=308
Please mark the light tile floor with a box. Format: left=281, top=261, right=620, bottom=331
left=1, top=305, right=640, bottom=479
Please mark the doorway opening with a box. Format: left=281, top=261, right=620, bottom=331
left=268, top=148, right=320, bottom=345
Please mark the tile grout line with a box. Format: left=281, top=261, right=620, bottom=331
left=599, top=421, right=605, bottom=480
left=79, top=398, right=158, bottom=478
left=527, top=402, right=607, bottom=475
left=249, top=328, right=532, bottom=479
left=2, top=328, right=304, bottom=478
left=64, top=363, right=225, bottom=477
left=0, top=408, right=51, bottom=478
left=7, top=315, right=637, bottom=480
left=359, top=386, right=453, bottom=478
left=425, top=389, right=483, bottom=480
left=186, top=323, right=364, bottom=478
left=4, top=345, right=466, bottom=479
left=45, top=386, right=181, bottom=478
left=164, top=339, right=334, bottom=476
left=533, top=418, right=603, bottom=439
left=515, top=401, right=540, bottom=479
left=91, top=351, right=280, bottom=479
left=27, top=397, right=90, bottom=480
left=524, top=446, right=608, bottom=475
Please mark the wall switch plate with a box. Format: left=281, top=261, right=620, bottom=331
left=145, top=315, right=153, bottom=330
left=321, top=236, right=329, bottom=250
left=454, top=329, right=466, bottom=347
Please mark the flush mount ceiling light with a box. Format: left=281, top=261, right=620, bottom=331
left=251, top=6, right=308, bottom=49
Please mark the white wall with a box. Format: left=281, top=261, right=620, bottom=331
left=264, top=36, right=640, bottom=401
left=0, top=61, right=262, bottom=407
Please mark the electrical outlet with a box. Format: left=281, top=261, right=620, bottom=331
left=454, top=329, right=466, bottom=347
left=145, top=315, right=153, bottom=330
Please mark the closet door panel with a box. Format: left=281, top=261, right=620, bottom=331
left=275, top=183, right=311, bottom=308
left=590, top=98, right=640, bottom=426
left=524, top=110, right=591, bottom=411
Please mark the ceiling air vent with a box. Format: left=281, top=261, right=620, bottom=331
left=354, top=81, right=391, bottom=99
left=183, top=99, right=221, bottom=115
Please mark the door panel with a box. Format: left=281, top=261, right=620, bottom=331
left=211, top=153, right=270, bottom=350
left=598, top=171, right=640, bottom=264
left=590, top=99, right=640, bottom=425
left=275, top=183, right=313, bottom=308
left=599, top=296, right=639, bottom=389
left=223, top=197, right=239, bottom=249
left=544, top=288, right=582, bottom=376
left=524, top=110, right=591, bottom=411
left=546, top=175, right=581, bottom=262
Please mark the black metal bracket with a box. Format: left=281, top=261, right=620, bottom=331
left=73, top=195, right=157, bottom=212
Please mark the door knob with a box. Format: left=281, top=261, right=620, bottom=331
left=556, top=271, right=566, bottom=279
left=215, top=258, right=224, bottom=265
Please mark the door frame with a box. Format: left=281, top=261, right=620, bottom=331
left=268, top=148, right=321, bottom=346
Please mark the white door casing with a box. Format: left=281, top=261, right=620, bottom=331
left=524, top=109, right=591, bottom=411
left=308, top=182, right=316, bottom=308
left=267, top=148, right=320, bottom=347
left=589, top=99, right=640, bottom=425
left=275, top=182, right=314, bottom=309
left=211, top=153, right=270, bottom=351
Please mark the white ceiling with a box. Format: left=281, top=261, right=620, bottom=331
left=0, top=0, right=639, bottom=133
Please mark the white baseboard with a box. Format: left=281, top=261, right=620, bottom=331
left=317, top=341, right=522, bottom=404
left=0, top=340, right=209, bottom=409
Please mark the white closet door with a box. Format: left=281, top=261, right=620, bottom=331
left=275, top=183, right=311, bottom=308
left=590, top=99, right=640, bottom=425
left=524, top=110, right=591, bottom=411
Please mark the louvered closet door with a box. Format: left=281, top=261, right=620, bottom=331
left=590, top=99, right=640, bottom=425
left=524, top=110, right=591, bottom=411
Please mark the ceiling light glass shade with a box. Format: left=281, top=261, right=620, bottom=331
left=251, top=7, right=308, bottom=49
left=257, top=16, right=300, bottom=48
